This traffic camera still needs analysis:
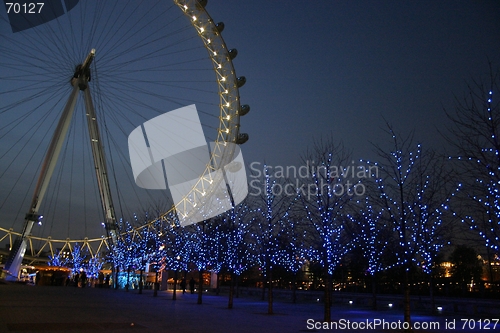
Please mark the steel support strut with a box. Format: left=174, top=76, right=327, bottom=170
left=82, top=86, right=118, bottom=244
left=4, top=49, right=117, bottom=280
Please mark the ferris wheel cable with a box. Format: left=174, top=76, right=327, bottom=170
left=32, top=16, right=73, bottom=68
left=0, top=88, right=67, bottom=166
left=95, top=88, right=186, bottom=125
left=95, top=27, right=197, bottom=70
left=83, top=2, right=109, bottom=54
left=0, top=92, right=67, bottom=118
left=91, top=3, right=181, bottom=63
left=97, top=32, right=199, bottom=73
left=99, top=78, right=219, bottom=114
left=0, top=74, right=63, bottom=83
left=0, top=56, right=63, bottom=76
left=0, top=85, right=65, bottom=110
left=0, top=52, right=64, bottom=72
left=2, top=93, right=92, bottom=238
left=87, top=0, right=143, bottom=54
left=35, top=0, right=83, bottom=65
left=63, top=0, right=77, bottom=62
left=0, top=37, right=57, bottom=71
left=98, top=76, right=216, bottom=92
left=91, top=71, right=158, bottom=227
left=102, top=81, right=216, bottom=116
left=0, top=132, right=51, bottom=191
left=107, top=62, right=213, bottom=74
left=101, top=138, right=162, bottom=215
left=0, top=82, right=66, bottom=115
left=7, top=23, right=71, bottom=73
left=43, top=128, right=100, bottom=241
left=0, top=97, right=50, bottom=137
left=120, top=77, right=218, bottom=96
left=91, top=0, right=130, bottom=51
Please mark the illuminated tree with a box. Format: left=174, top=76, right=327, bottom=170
left=223, top=202, right=253, bottom=309
left=108, top=220, right=139, bottom=290
left=48, top=250, right=67, bottom=267
left=410, top=155, right=458, bottom=312
left=160, top=218, right=190, bottom=300
left=300, top=140, right=355, bottom=322
left=86, top=254, right=104, bottom=280
left=68, top=243, right=88, bottom=274
left=206, top=218, right=225, bottom=294
left=188, top=220, right=211, bottom=304
left=371, top=125, right=458, bottom=321
left=445, top=67, right=500, bottom=276
left=135, top=221, right=164, bottom=294
left=249, top=164, right=295, bottom=314
left=346, top=196, right=388, bottom=310
left=277, top=213, right=316, bottom=303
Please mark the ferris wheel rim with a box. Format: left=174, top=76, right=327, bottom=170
left=168, top=0, right=243, bottom=224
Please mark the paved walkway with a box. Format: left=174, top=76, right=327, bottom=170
left=0, top=282, right=497, bottom=332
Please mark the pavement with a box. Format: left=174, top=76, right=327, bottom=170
left=0, top=282, right=498, bottom=333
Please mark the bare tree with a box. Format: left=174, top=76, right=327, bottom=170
left=372, top=126, right=423, bottom=327
left=300, top=139, right=356, bottom=322
left=346, top=195, right=389, bottom=310
left=372, top=124, right=457, bottom=325
left=444, top=66, right=500, bottom=278
left=248, top=164, right=295, bottom=315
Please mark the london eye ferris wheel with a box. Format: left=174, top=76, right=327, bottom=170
left=0, top=0, right=249, bottom=279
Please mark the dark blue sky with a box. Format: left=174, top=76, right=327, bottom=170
left=212, top=1, right=500, bottom=166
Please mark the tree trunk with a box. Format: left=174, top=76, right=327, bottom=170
left=139, top=269, right=143, bottom=294
left=197, top=269, right=203, bottom=304
left=126, top=267, right=130, bottom=292
left=172, top=270, right=178, bottom=301
left=403, top=269, right=412, bottom=331
left=154, top=270, right=158, bottom=297
left=114, top=266, right=119, bottom=289
left=292, top=271, right=297, bottom=304
left=261, top=273, right=266, bottom=301
left=429, top=273, right=435, bottom=314
left=216, top=271, right=220, bottom=296
left=371, top=273, right=377, bottom=310
left=228, top=271, right=234, bottom=309
left=486, top=246, right=494, bottom=288
left=268, top=267, right=273, bottom=314
left=323, top=266, right=332, bottom=322
left=236, top=274, right=240, bottom=298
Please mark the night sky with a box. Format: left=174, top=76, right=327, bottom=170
left=1, top=1, right=500, bottom=242
left=214, top=1, right=500, bottom=165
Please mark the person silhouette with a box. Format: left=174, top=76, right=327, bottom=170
left=189, top=277, right=195, bottom=294
left=73, top=272, right=79, bottom=287
left=180, top=277, right=187, bottom=294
